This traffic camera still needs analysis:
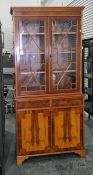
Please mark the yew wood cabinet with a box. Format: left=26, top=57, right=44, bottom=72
left=10, top=7, right=85, bottom=165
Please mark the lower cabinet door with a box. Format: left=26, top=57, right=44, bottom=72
left=52, top=107, right=83, bottom=151
left=17, top=110, right=50, bottom=155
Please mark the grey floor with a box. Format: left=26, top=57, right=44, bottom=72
left=4, top=113, right=93, bottom=175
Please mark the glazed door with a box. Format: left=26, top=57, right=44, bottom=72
left=52, top=108, right=83, bottom=151
left=17, top=110, right=51, bottom=155
left=50, top=17, right=81, bottom=93
left=15, top=17, right=48, bottom=96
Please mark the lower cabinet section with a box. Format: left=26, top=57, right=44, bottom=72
left=16, top=106, right=84, bottom=164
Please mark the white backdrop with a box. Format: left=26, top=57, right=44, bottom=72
left=41, top=0, right=73, bottom=6
left=0, top=0, right=41, bottom=53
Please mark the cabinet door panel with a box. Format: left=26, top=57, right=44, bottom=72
left=16, top=17, right=48, bottom=96
left=51, top=17, right=80, bottom=93
left=17, top=110, right=50, bottom=155
left=53, top=108, right=83, bottom=150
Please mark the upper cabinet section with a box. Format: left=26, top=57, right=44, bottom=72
left=11, top=7, right=84, bottom=97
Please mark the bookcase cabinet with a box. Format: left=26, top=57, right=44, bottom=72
left=11, top=7, right=85, bottom=165
left=82, top=38, right=93, bottom=119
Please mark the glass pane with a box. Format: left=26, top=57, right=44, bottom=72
left=52, top=19, right=77, bottom=90
left=19, top=20, right=46, bottom=93
left=19, top=21, right=44, bottom=33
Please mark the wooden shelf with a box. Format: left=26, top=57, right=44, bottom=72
left=20, top=33, right=45, bottom=35
left=21, top=71, right=45, bottom=75
left=52, top=51, right=76, bottom=54
left=20, top=52, right=45, bottom=55
left=21, top=84, right=45, bottom=87
left=21, top=70, right=76, bottom=75
left=52, top=70, right=76, bottom=73
left=52, top=32, right=76, bottom=35
left=20, top=51, right=76, bottom=55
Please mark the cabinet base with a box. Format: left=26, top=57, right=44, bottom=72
left=17, top=155, right=31, bottom=165
left=74, top=149, right=85, bottom=157
left=17, top=149, right=85, bottom=165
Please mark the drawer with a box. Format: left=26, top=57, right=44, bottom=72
left=52, top=99, right=67, bottom=107
left=52, top=97, right=83, bottom=107
left=69, top=99, right=83, bottom=106
left=17, top=100, right=50, bottom=109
